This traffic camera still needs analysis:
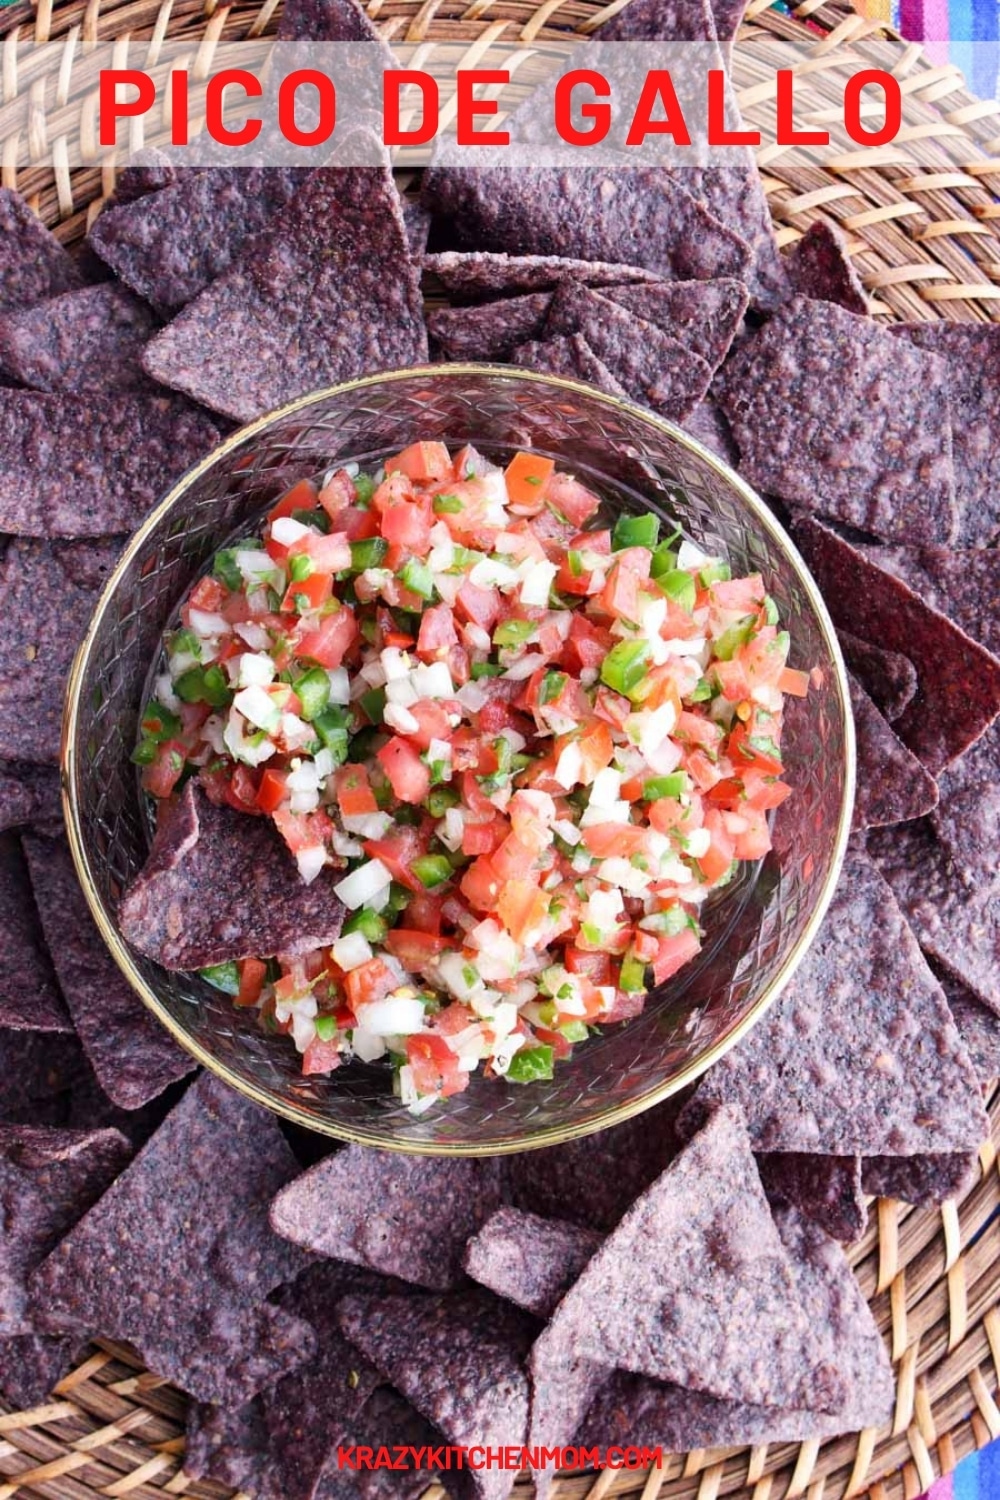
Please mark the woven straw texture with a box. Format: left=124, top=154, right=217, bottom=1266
left=1, top=0, right=999, bottom=1497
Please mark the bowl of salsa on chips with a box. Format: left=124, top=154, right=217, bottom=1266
left=63, top=366, right=854, bottom=1153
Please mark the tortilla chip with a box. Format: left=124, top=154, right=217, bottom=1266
left=0, top=761, right=62, bottom=837
left=278, top=0, right=388, bottom=39
left=510, top=334, right=629, bottom=397
left=426, top=294, right=551, bottom=360
left=0, top=189, right=83, bottom=315
left=270, top=1147, right=504, bottom=1290
left=339, top=1289, right=535, bottom=1500
left=0, top=834, right=70, bottom=1031
left=711, top=0, right=747, bottom=41
left=682, top=400, right=739, bottom=466
left=0, top=1331, right=92, bottom=1408
left=88, top=168, right=307, bottom=314
left=719, top=299, right=956, bottom=544
left=786, top=221, right=868, bottom=315
left=403, top=200, right=431, bottom=260
left=24, top=833, right=196, bottom=1110
left=849, top=676, right=939, bottom=831
left=119, top=780, right=347, bottom=969
left=596, top=0, right=717, bottom=37
left=0, top=538, right=125, bottom=763
left=601, top=278, right=748, bottom=373
left=333, top=1388, right=450, bottom=1500
left=1, top=1125, right=131, bottom=1337
left=421, top=162, right=753, bottom=285
left=107, top=150, right=183, bottom=206
left=838, top=631, right=916, bottom=723
left=545, top=284, right=713, bottom=420
left=30, top=1073, right=315, bottom=1405
left=867, top=810, right=1000, bottom=1016
left=425, top=252, right=659, bottom=301
left=0, top=1026, right=87, bottom=1126
left=889, top=322, right=1000, bottom=546
left=792, top=515, right=1000, bottom=774
left=0, top=391, right=219, bottom=538
left=862, top=1153, right=978, bottom=1207
left=684, top=850, right=987, bottom=1154
left=853, top=544, right=1000, bottom=660
left=0, top=284, right=160, bottom=395
left=681, top=160, right=789, bottom=310
left=184, top=1262, right=388, bottom=1499
left=465, top=1208, right=603, bottom=1316
left=758, top=1153, right=867, bottom=1245
left=143, top=139, right=427, bottom=423
left=575, top=1206, right=892, bottom=1450
left=939, top=970, right=1000, bottom=1086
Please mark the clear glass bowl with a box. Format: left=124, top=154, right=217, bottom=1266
left=63, top=367, right=854, bottom=1154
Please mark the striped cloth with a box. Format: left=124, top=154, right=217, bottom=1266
left=853, top=0, right=1000, bottom=95
left=920, top=1438, right=1000, bottom=1500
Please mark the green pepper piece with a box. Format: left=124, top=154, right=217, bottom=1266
left=493, top=619, right=536, bottom=649
left=427, top=785, right=460, bottom=818
left=353, top=473, right=376, bottom=506
left=506, top=1045, right=555, bottom=1083
left=560, top=1019, right=589, bottom=1043
left=293, top=666, right=331, bottom=722
left=288, top=553, right=315, bottom=583
left=600, top=640, right=650, bottom=700
left=314, top=1014, right=338, bottom=1041
left=292, top=507, right=330, bottom=533
left=140, top=699, right=182, bottom=742
left=212, top=549, right=243, bottom=592
left=659, top=569, right=697, bottom=614
left=359, top=686, right=386, bottom=726
left=399, top=558, right=435, bottom=601
left=433, top=493, right=464, bottom=514
left=619, top=952, right=647, bottom=993
left=699, top=560, right=732, bottom=587
left=714, top=615, right=756, bottom=661
left=540, top=671, right=567, bottom=705
left=200, top=961, right=241, bottom=995
left=349, top=537, right=389, bottom=572
left=470, top=662, right=504, bottom=680
left=410, top=854, right=454, bottom=889
left=342, top=907, right=389, bottom=943
left=612, top=513, right=660, bottom=551
left=643, top=772, right=688, bottom=800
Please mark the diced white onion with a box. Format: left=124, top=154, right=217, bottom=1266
left=327, top=667, right=350, bottom=704
left=332, top=932, right=374, bottom=971
left=519, top=559, right=558, bottom=608
left=384, top=703, right=420, bottom=735
left=237, top=653, right=276, bottom=689
left=412, top=661, right=454, bottom=699
left=334, top=858, right=392, bottom=909
left=296, top=845, right=327, bottom=884
left=234, top=684, right=280, bottom=733
left=357, top=996, right=426, bottom=1035
left=271, top=516, right=313, bottom=545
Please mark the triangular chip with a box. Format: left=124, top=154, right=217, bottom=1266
left=838, top=630, right=916, bottom=723
left=0, top=760, right=62, bottom=837
left=425, top=251, right=659, bottom=301
left=465, top=1208, right=603, bottom=1316
left=757, top=1152, right=867, bottom=1245
left=0, top=538, right=124, bottom=763
left=889, top=322, right=1000, bottom=546
left=601, top=277, right=748, bottom=373
left=719, top=299, right=956, bottom=544
left=25, top=833, right=196, bottom=1110
left=0, top=189, right=83, bottom=315
left=0, top=392, right=219, bottom=538
left=684, top=850, right=987, bottom=1154
left=849, top=676, right=938, bottom=831
left=854, top=543, right=1000, bottom=659
left=338, top=1289, right=535, bottom=1500
left=0, top=283, right=159, bottom=394
left=88, top=168, right=307, bottom=313
left=270, top=1147, right=504, bottom=1290
left=278, top=0, right=389, bottom=40
left=0, top=1026, right=87, bottom=1127
left=426, top=293, right=551, bottom=360
left=538, top=1105, right=844, bottom=1411
left=940, top=969, right=1000, bottom=1086
left=143, top=139, right=427, bottom=423
left=786, top=220, right=868, bottom=315
left=30, top=1074, right=315, bottom=1405
left=682, top=399, right=738, bottom=466
left=596, top=0, right=717, bottom=37
left=792, top=515, right=1000, bottom=773
left=510, top=334, right=628, bottom=396
left=545, top=284, right=713, bottom=420
left=861, top=1153, right=978, bottom=1207
left=119, top=780, right=347, bottom=969
left=0, top=833, right=70, bottom=1031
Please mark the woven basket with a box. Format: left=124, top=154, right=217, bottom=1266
left=1, top=0, right=999, bottom=1496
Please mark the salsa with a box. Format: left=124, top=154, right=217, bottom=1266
left=134, top=441, right=806, bottom=1111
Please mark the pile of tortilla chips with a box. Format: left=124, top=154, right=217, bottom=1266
left=2, top=0, right=999, bottom=1488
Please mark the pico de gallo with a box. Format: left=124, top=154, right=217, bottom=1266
left=134, top=441, right=806, bottom=1112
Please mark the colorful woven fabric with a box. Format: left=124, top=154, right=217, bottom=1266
left=853, top=0, right=1000, bottom=94
left=920, top=1439, right=1000, bottom=1500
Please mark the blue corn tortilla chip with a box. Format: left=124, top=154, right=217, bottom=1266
left=535, top=1104, right=846, bottom=1413
left=322, top=1387, right=449, bottom=1500
left=403, top=200, right=431, bottom=260
left=0, top=391, right=219, bottom=538
left=0, top=283, right=160, bottom=394
left=510, top=334, right=629, bottom=397
left=0, top=833, right=70, bottom=1031
left=0, top=761, right=62, bottom=836
left=425, top=252, right=660, bottom=301
left=719, top=299, right=957, bottom=545
left=0, top=1027, right=87, bottom=1127
left=838, top=631, right=917, bottom=723
left=792, top=515, right=1000, bottom=774
left=853, top=543, right=1000, bottom=660
left=849, top=676, right=938, bottom=832
left=938, top=969, right=1000, bottom=1087
left=465, top=1208, right=603, bottom=1316
left=426, top=293, right=551, bottom=360
left=544, top=284, right=713, bottom=421
left=30, top=1073, right=315, bottom=1405
left=270, top=1145, right=504, bottom=1290
left=119, top=780, right=347, bottom=969
left=861, top=1153, right=978, bottom=1207
left=683, top=850, right=987, bottom=1155
left=0, top=189, right=83, bottom=314
left=757, top=1153, right=867, bottom=1245
left=786, top=220, right=868, bottom=316
left=682, top=400, right=738, bottom=466
left=595, top=0, right=717, bottom=38
left=0, top=1331, right=92, bottom=1408
left=0, top=538, right=125, bottom=764
left=601, top=278, right=749, bottom=373
left=338, top=1289, right=535, bottom=1500
left=88, top=168, right=307, bottom=314
left=106, top=149, right=184, bottom=206
left=888, top=323, right=1000, bottom=547
left=575, top=1206, right=892, bottom=1450
left=24, top=833, right=196, bottom=1110
left=143, top=137, right=427, bottom=424
left=0, top=1125, right=131, bottom=1337
left=421, top=162, right=753, bottom=285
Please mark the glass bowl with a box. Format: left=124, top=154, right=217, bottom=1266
left=62, top=366, right=854, bottom=1155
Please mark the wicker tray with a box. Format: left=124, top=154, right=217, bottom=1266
left=1, top=0, right=999, bottom=1496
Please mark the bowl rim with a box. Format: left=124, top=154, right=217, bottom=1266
left=61, top=362, right=856, bottom=1155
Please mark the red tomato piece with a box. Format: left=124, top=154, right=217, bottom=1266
left=384, top=929, right=449, bottom=968
left=268, top=479, right=319, bottom=523
left=302, top=1037, right=342, bottom=1076
left=344, top=958, right=398, bottom=1012
left=544, top=472, right=601, bottom=527
left=651, top=929, right=701, bottom=985
left=377, top=737, right=431, bottom=805
left=564, top=948, right=612, bottom=986
left=363, top=828, right=429, bottom=892
left=297, top=607, right=358, bottom=668
left=386, top=441, right=452, bottom=483
left=281, top=572, right=333, bottom=613
left=256, top=769, right=287, bottom=815
left=406, top=1033, right=469, bottom=1098
left=236, top=957, right=268, bottom=1008
left=318, top=469, right=355, bottom=519
left=142, top=740, right=187, bottom=799
left=288, top=531, right=352, bottom=573
left=404, top=700, right=453, bottom=750
left=417, top=604, right=458, bottom=660
left=273, top=807, right=332, bottom=856
left=460, top=856, right=503, bottom=912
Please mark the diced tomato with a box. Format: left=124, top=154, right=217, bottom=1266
left=256, top=769, right=288, bottom=814
left=336, top=765, right=378, bottom=818
left=456, top=580, right=502, bottom=632
left=533, top=1027, right=573, bottom=1059
left=497, top=880, right=549, bottom=942
left=713, top=658, right=751, bottom=702
left=297, top=607, right=358, bottom=668
left=490, top=834, right=539, bottom=882
left=651, top=929, right=701, bottom=985
left=301, top=1037, right=342, bottom=1075
left=141, top=740, right=188, bottom=799
left=406, top=1033, right=468, bottom=1098
left=685, top=749, right=723, bottom=793
left=379, top=492, right=434, bottom=555
left=434, top=1002, right=476, bottom=1036
left=564, top=948, right=612, bottom=986
left=377, top=737, right=431, bottom=805
left=363, top=828, right=429, bottom=892
left=269, top=479, right=319, bottom=523
left=318, top=469, right=355, bottom=519
left=460, top=856, right=502, bottom=912
left=581, top=822, right=648, bottom=858
left=576, top=721, right=615, bottom=781
left=544, top=472, right=600, bottom=527
left=385, top=929, right=449, bottom=968
left=729, top=723, right=784, bottom=776
left=743, top=773, right=792, bottom=813
left=282, top=571, right=332, bottom=613
left=417, top=604, right=458, bottom=660
left=461, top=820, right=505, bottom=857
left=632, top=929, right=660, bottom=963
left=288, top=531, right=352, bottom=573
left=697, top=809, right=735, bottom=884
left=504, top=451, right=555, bottom=511
left=339, top=506, right=381, bottom=541
left=778, top=666, right=810, bottom=698
left=236, top=957, right=268, bottom=1008
left=601, top=989, right=647, bottom=1024
left=732, top=808, right=772, bottom=861
left=226, top=764, right=262, bottom=813
left=273, top=807, right=332, bottom=856
left=344, top=958, right=398, bottom=1012
left=386, top=441, right=452, bottom=483
left=404, top=892, right=445, bottom=934
left=188, top=576, right=226, bottom=613
left=403, top=700, right=452, bottom=751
